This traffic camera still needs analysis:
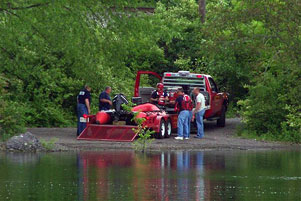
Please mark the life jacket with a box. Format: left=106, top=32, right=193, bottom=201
left=156, top=91, right=166, bottom=105
left=181, top=95, right=193, bottom=111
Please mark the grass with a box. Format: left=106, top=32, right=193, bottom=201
left=236, top=124, right=301, bottom=143
left=40, top=138, right=58, bottom=151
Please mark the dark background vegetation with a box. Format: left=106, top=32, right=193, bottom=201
left=0, top=0, right=300, bottom=142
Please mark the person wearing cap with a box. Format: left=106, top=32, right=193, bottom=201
left=150, top=83, right=169, bottom=105
left=77, top=85, right=91, bottom=136
left=192, top=87, right=206, bottom=138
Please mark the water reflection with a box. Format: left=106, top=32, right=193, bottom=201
left=0, top=151, right=301, bottom=201
left=2, top=152, right=40, bottom=165
left=77, top=151, right=215, bottom=201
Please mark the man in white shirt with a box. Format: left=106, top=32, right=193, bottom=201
left=192, top=87, right=206, bottom=138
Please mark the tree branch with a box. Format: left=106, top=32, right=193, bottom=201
left=0, top=3, right=49, bottom=12
left=0, top=46, right=15, bottom=60
left=3, top=9, right=50, bottom=45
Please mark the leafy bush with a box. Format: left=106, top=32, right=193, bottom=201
left=238, top=73, right=286, bottom=135
left=0, top=100, right=26, bottom=141
left=0, top=75, right=25, bottom=140
left=212, top=0, right=301, bottom=142
left=239, top=67, right=301, bottom=142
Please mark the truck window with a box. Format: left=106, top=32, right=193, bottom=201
left=209, top=78, right=218, bottom=93
left=162, top=76, right=206, bottom=91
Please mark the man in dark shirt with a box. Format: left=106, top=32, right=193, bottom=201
left=77, top=85, right=91, bottom=136
left=174, top=88, right=191, bottom=140
left=99, top=86, right=112, bottom=111
left=150, top=83, right=169, bottom=105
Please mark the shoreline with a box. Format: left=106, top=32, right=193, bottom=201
left=1, top=118, right=300, bottom=152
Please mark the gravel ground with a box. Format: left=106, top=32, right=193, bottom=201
left=23, top=118, right=301, bottom=151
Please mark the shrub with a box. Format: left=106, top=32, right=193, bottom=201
left=0, top=100, right=26, bottom=141
left=0, top=75, right=26, bottom=141
left=238, top=73, right=286, bottom=136
left=280, top=106, right=301, bottom=143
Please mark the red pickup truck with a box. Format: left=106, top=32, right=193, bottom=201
left=133, top=70, right=229, bottom=128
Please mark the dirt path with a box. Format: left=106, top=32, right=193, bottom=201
left=26, top=118, right=300, bottom=151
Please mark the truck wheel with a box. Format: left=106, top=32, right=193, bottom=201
left=217, top=105, right=226, bottom=127
left=155, top=119, right=166, bottom=139
left=164, top=119, right=172, bottom=138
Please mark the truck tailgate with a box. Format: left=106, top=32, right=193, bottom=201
left=77, top=124, right=138, bottom=142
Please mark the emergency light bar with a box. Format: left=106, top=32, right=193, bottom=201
left=164, top=72, right=204, bottom=78
left=178, top=71, right=190, bottom=76
left=162, top=72, right=206, bottom=94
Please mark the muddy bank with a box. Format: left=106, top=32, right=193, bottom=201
left=1, top=118, right=291, bottom=152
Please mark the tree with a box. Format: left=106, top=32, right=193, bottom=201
left=198, top=0, right=206, bottom=23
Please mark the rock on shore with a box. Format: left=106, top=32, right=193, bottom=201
left=5, top=132, right=44, bottom=152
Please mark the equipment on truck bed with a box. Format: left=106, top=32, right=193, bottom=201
left=77, top=94, right=171, bottom=142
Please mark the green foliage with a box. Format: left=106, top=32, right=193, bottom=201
left=0, top=1, right=98, bottom=127
left=0, top=100, right=26, bottom=141
left=0, top=75, right=26, bottom=141
left=226, top=102, right=239, bottom=118
left=238, top=74, right=286, bottom=135
left=40, top=138, right=58, bottom=151
left=133, top=114, right=155, bottom=152
left=208, top=0, right=301, bottom=142
left=122, top=103, right=154, bottom=152
left=132, top=118, right=155, bottom=153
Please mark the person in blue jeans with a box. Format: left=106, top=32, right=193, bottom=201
left=174, top=88, right=192, bottom=140
left=77, top=85, right=91, bottom=136
left=182, top=86, right=193, bottom=136
left=188, top=110, right=193, bottom=136
left=192, top=87, right=206, bottom=138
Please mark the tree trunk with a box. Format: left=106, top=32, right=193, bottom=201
left=199, top=0, right=206, bottom=23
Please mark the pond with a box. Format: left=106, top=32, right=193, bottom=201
left=0, top=150, right=300, bottom=201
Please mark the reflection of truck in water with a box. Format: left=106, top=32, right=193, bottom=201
left=77, top=71, right=228, bottom=141
left=78, top=151, right=226, bottom=201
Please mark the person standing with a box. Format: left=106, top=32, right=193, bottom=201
left=183, top=86, right=193, bottom=135
left=99, top=86, right=112, bottom=111
left=174, top=88, right=193, bottom=140
left=192, top=87, right=206, bottom=138
left=77, top=85, right=91, bottom=136
left=150, top=83, right=169, bottom=106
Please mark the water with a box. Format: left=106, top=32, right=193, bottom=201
left=0, top=151, right=300, bottom=201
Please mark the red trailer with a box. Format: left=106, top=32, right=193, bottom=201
left=77, top=70, right=228, bottom=142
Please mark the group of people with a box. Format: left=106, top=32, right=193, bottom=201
left=76, top=83, right=206, bottom=140
left=174, top=87, right=206, bottom=140
left=149, top=83, right=207, bottom=140
left=76, top=85, right=112, bottom=136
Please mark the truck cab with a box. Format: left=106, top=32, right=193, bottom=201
left=133, top=70, right=229, bottom=127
